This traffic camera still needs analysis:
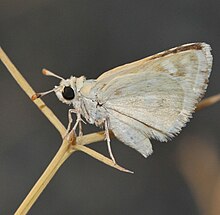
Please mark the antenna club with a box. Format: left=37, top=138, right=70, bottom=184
left=42, top=68, right=48, bottom=75
left=41, top=68, right=64, bottom=80
left=31, top=93, right=41, bottom=101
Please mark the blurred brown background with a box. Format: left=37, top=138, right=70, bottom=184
left=0, top=0, right=220, bottom=214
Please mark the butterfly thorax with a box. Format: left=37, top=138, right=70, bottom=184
left=77, top=79, right=108, bottom=126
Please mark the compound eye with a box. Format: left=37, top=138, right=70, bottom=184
left=62, top=86, right=74, bottom=100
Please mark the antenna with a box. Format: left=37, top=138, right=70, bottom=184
left=31, top=69, right=64, bottom=100
left=42, top=68, right=64, bottom=80
left=31, top=88, right=56, bottom=100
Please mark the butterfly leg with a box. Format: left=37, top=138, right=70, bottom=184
left=63, top=109, right=77, bottom=139
left=64, top=109, right=86, bottom=139
left=78, top=120, right=83, bottom=136
left=104, top=120, right=116, bottom=164
left=73, top=112, right=86, bottom=136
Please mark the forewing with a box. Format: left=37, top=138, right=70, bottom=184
left=96, top=43, right=211, bottom=83
left=92, top=43, right=212, bottom=143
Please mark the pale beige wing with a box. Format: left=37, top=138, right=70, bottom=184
left=91, top=43, right=212, bottom=147
left=96, top=43, right=211, bottom=83
left=108, top=109, right=153, bottom=157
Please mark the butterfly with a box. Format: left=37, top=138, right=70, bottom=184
left=32, top=42, right=213, bottom=163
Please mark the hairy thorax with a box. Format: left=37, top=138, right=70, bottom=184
left=79, top=97, right=107, bottom=126
left=78, top=79, right=108, bottom=127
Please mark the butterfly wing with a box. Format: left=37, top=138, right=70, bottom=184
left=96, top=43, right=211, bottom=82
left=108, top=109, right=153, bottom=157
left=91, top=43, right=212, bottom=157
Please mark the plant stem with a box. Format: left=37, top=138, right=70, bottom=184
left=14, top=139, right=72, bottom=215
left=0, top=47, right=66, bottom=136
left=196, top=94, right=220, bottom=111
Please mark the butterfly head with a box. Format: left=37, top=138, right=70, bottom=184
left=31, top=69, right=77, bottom=105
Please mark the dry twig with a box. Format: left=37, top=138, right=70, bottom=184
left=177, top=137, right=220, bottom=215
left=196, top=94, right=220, bottom=111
